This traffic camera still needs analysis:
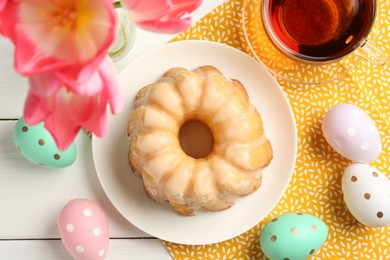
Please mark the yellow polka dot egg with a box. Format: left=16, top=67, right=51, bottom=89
left=322, top=104, right=381, bottom=163
left=260, top=213, right=328, bottom=260
left=13, top=118, right=76, bottom=168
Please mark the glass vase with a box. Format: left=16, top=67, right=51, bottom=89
left=109, top=8, right=136, bottom=61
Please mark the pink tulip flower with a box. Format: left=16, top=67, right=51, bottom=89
left=121, top=0, right=202, bottom=33
left=0, top=0, right=202, bottom=152
left=0, top=0, right=117, bottom=86
left=23, top=57, right=122, bottom=151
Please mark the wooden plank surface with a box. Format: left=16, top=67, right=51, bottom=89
left=0, top=239, right=171, bottom=259
left=0, top=121, right=149, bottom=239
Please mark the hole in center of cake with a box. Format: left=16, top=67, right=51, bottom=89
left=179, top=120, right=214, bottom=159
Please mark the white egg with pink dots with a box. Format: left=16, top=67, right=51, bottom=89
left=58, top=199, right=109, bottom=260
left=322, top=104, right=382, bottom=163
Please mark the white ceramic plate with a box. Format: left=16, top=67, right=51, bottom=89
left=92, top=40, right=297, bottom=245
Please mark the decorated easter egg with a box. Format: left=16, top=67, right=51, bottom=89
left=342, top=163, right=390, bottom=227
left=13, top=118, right=76, bottom=168
left=322, top=104, right=381, bottom=163
left=58, top=199, right=109, bottom=260
left=260, top=213, right=328, bottom=260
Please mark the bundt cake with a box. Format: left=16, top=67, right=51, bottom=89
left=127, top=66, right=273, bottom=216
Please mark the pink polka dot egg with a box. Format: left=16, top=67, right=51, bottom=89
left=322, top=104, right=381, bottom=163
left=58, top=199, right=109, bottom=260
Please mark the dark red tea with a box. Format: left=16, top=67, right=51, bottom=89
left=264, top=0, right=376, bottom=61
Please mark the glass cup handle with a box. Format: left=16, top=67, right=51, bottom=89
left=356, top=40, right=388, bottom=66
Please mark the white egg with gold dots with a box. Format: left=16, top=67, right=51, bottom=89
left=342, top=163, right=390, bottom=227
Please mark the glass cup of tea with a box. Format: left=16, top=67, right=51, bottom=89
left=241, top=0, right=387, bottom=84
left=261, top=0, right=387, bottom=65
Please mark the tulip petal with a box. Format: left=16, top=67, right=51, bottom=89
left=136, top=17, right=192, bottom=34
left=24, top=90, right=54, bottom=125
left=18, top=0, right=113, bottom=64
left=169, top=0, right=202, bottom=19
left=3, top=0, right=117, bottom=87
left=25, top=87, right=107, bottom=151
left=0, top=0, right=8, bottom=35
left=23, top=57, right=122, bottom=151
left=28, top=71, right=64, bottom=97
left=98, top=57, right=122, bottom=114
left=0, top=0, right=6, bottom=11
left=130, top=0, right=202, bottom=34
left=0, top=1, right=18, bottom=38
left=65, top=70, right=104, bottom=96
left=122, top=0, right=171, bottom=22
left=25, top=90, right=81, bottom=151
left=70, top=92, right=108, bottom=139
left=43, top=89, right=83, bottom=151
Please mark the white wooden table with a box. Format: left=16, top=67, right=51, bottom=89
left=0, top=2, right=226, bottom=259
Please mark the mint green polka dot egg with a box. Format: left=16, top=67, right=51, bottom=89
left=13, top=118, right=77, bottom=168
left=260, top=213, right=328, bottom=260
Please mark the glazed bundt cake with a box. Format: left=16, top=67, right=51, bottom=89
left=128, top=66, right=272, bottom=216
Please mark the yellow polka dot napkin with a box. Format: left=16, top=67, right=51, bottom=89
left=163, top=0, right=390, bottom=258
